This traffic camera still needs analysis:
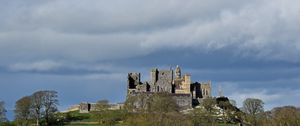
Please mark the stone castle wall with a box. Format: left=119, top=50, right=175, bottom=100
left=127, top=66, right=212, bottom=109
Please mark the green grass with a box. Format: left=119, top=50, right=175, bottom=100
left=218, top=124, right=237, bottom=126
left=64, top=123, right=235, bottom=126
left=64, top=124, right=103, bottom=126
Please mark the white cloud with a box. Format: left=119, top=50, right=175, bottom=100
left=220, top=81, right=300, bottom=110
left=9, top=60, right=62, bottom=72
left=141, top=0, right=300, bottom=62
left=230, top=89, right=300, bottom=110
left=228, top=89, right=282, bottom=108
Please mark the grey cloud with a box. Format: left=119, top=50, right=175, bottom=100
left=1, top=0, right=300, bottom=119
left=5, top=60, right=129, bottom=75
left=0, top=0, right=279, bottom=63
left=0, top=30, right=147, bottom=62
left=141, top=0, right=300, bottom=62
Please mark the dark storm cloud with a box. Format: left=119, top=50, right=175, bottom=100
left=0, top=0, right=300, bottom=119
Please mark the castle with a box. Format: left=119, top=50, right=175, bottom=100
left=70, top=65, right=212, bottom=113
left=127, top=65, right=212, bottom=109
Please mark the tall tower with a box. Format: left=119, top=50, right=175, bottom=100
left=182, top=74, right=191, bottom=94
left=201, top=81, right=212, bottom=98
left=151, top=68, right=158, bottom=83
left=175, top=65, right=181, bottom=79
left=128, top=73, right=140, bottom=89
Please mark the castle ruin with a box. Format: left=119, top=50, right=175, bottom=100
left=127, top=65, right=212, bottom=109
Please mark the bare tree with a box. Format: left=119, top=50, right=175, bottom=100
left=15, top=96, right=33, bottom=126
left=0, top=101, right=7, bottom=122
left=43, top=90, right=58, bottom=126
left=31, top=91, right=44, bottom=126
left=31, top=90, right=59, bottom=126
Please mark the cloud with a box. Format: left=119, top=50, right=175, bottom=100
left=0, top=0, right=250, bottom=33
left=9, top=60, right=62, bottom=72
left=228, top=89, right=282, bottom=108
left=0, top=0, right=299, bottom=63
left=1, top=0, right=300, bottom=120
left=141, top=0, right=300, bottom=62
left=219, top=81, right=300, bottom=110
left=6, top=60, right=132, bottom=75
left=228, top=88, right=300, bottom=110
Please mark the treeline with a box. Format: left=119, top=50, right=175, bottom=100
left=0, top=90, right=58, bottom=126
left=91, top=93, right=300, bottom=126
left=1, top=91, right=300, bottom=126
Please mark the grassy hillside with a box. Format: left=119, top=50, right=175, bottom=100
left=64, top=124, right=103, bottom=126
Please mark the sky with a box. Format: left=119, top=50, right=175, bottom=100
left=1, top=0, right=300, bottom=120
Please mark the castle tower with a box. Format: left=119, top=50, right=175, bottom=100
left=175, top=65, right=181, bottom=79
left=182, top=74, right=191, bottom=94
left=128, top=73, right=141, bottom=89
left=151, top=68, right=158, bottom=83
left=201, top=81, right=212, bottom=98
left=127, top=73, right=141, bottom=94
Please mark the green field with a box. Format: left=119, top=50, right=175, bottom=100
left=1, top=121, right=237, bottom=126
left=63, top=124, right=235, bottom=126
left=64, top=124, right=103, bottom=126
left=63, top=123, right=235, bottom=126
left=218, top=124, right=237, bottom=126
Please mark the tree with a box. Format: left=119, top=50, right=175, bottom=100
left=43, top=90, right=58, bottom=126
left=218, top=100, right=233, bottom=123
left=123, top=95, right=148, bottom=126
left=15, top=96, right=33, bottom=126
left=31, top=90, right=59, bottom=126
left=243, top=98, right=264, bottom=116
left=189, top=107, right=216, bottom=126
left=242, top=98, right=264, bottom=125
left=31, top=91, right=44, bottom=126
left=229, top=99, right=237, bottom=107
left=147, top=93, right=180, bottom=126
left=0, top=101, right=7, bottom=122
left=123, top=93, right=184, bottom=126
left=271, top=106, right=300, bottom=126
left=201, top=97, right=216, bottom=113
